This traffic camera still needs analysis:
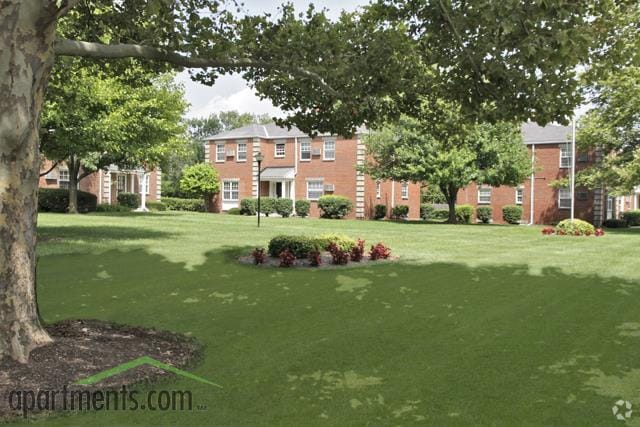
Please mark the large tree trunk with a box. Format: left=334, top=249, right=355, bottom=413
left=67, top=156, right=79, bottom=214
left=0, top=2, right=61, bottom=362
left=441, top=184, right=459, bottom=224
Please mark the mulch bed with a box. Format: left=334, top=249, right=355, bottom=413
left=238, top=251, right=398, bottom=268
left=0, top=319, right=202, bottom=420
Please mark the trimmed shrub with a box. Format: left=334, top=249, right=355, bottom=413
left=622, top=210, right=640, bottom=226
left=369, top=243, right=391, bottom=260
left=502, top=205, right=523, bottom=224
left=555, top=219, right=596, bottom=236
left=227, top=207, right=241, bottom=215
left=252, top=248, right=266, bottom=265
left=295, top=200, right=311, bottom=218
left=315, top=233, right=357, bottom=252
left=420, top=204, right=435, bottom=220
left=162, top=197, right=205, bottom=212
left=392, top=204, right=409, bottom=219
left=374, top=204, right=387, bottom=220
left=275, top=198, right=293, bottom=217
left=433, top=209, right=449, bottom=220
left=117, top=192, right=140, bottom=209
left=602, top=219, right=629, bottom=228
left=317, top=195, right=353, bottom=219
left=240, top=198, right=257, bottom=215
left=96, top=204, right=131, bottom=212
left=455, top=204, right=474, bottom=224
left=268, top=235, right=319, bottom=258
left=541, top=227, right=555, bottom=235
left=146, top=201, right=166, bottom=211
left=38, top=188, right=97, bottom=213
left=260, top=197, right=276, bottom=216
left=476, top=206, right=493, bottom=224
left=279, top=249, right=296, bottom=268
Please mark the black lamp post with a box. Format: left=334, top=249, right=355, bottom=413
left=254, top=151, right=264, bottom=227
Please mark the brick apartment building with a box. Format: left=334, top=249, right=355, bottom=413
left=457, top=122, right=607, bottom=225
left=39, top=160, right=161, bottom=205
left=203, top=124, right=422, bottom=219
left=205, top=122, right=629, bottom=225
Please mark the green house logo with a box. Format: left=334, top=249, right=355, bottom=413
left=75, top=356, right=222, bottom=388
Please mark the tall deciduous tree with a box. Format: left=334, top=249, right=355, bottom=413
left=179, top=163, right=220, bottom=210
left=576, top=67, right=640, bottom=195
left=0, top=0, right=631, bottom=363
left=363, top=100, right=531, bottom=223
left=40, top=64, right=188, bottom=213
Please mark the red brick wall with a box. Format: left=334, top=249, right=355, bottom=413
left=207, top=135, right=421, bottom=219
left=456, top=144, right=595, bottom=225
left=364, top=178, right=421, bottom=219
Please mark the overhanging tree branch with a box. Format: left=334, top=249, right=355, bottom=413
left=54, top=39, right=340, bottom=98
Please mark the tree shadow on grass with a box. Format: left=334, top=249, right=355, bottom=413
left=33, top=243, right=640, bottom=425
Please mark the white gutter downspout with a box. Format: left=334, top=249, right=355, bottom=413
left=529, top=144, right=536, bottom=225
left=293, top=137, right=298, bottom=215
left=391, top=180, right=396, bottom=208
left=570, top=118, right=576, bottom=220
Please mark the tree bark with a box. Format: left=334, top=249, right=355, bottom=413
left=0, top=1, right=60, bottom=362
left=441, top=184, right=459, bottom=224
left=67, top=156, right=80, bottom=213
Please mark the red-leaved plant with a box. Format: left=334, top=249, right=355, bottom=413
left=541, top=227, right=555, bottom=235
left=252, top=247, right=266, bottom=264
left=369, top=243, right=391, bottom=260
left=279, top=249, right=296, bottom=267
left=308, top=250, right=322, bottom=267
left=350, top=239, right=365, bottom=262
left=595, top=228, right=605, bottom=237
left=327, top=242, right=349, bottom=265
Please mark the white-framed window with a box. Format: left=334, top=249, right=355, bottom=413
left=560, top=143, right=572, bottom=168
left=515, top=187, right=524, bottom=205
left=307, top=179, right=324, bottom=200
left=237, top=142, right=247, bottom=161
left=401, top=182, right=409, bottom=199
left=58, top=169, right=70, bottom=189
left=300, top=139, right=311, bottom=161
left=558, top=188, right=572, bottom=209
left=144, top=174, right=150, bottom=195
left=223, top=180, right=239, bottom=201
left=216, top=144, right=225, bottom=162
left=376, top=181, right=381, bottom=199
left=478, top=187, right=492, bottom=204
left=275, top=142, right=286, bottom=158
left=117, top=174, right=126, bottom=192
left=323, top=139, right=336, bottom=160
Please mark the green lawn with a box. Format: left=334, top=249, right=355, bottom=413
left=26, top=212, right=640, bottom=425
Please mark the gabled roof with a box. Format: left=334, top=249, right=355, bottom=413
left=522, top=122, right=572, bottom=145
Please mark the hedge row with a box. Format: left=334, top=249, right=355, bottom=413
left=162, top=197, right=205, bottom=212
left=419, top=203, right=523, bottom=224
left=38, top=188, right=97, bottom=213
left=239, top=198, right=294, bottom=217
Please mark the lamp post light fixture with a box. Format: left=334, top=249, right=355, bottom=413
left=254, top=151, right=264, bottom=227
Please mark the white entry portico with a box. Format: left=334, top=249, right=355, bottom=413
left=259, top=167, right=296, bottom=209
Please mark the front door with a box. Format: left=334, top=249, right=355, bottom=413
left=275, top=182, right=283, bottom=198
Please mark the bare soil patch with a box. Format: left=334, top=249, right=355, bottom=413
left=0, top=319, right=201, bottom=420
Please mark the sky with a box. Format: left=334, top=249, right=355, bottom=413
left=177, top=0, right=364, bottom=119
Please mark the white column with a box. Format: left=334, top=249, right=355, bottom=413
left=136, top=170, right=148, bottom=212
left=291, top=180, right=296, bottom=215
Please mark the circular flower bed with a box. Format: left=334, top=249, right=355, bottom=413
left=541, top=219, right=604, bottom=237
left=239, top=233, right=396, bottom=268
